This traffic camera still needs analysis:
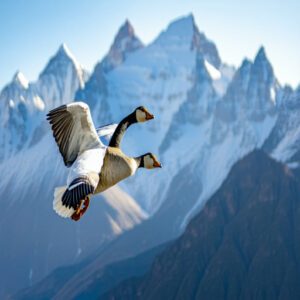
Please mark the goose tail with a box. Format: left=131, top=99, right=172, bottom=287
left=53, top=186, right=75, bottom=218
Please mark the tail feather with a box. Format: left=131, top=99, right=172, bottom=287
left=53, top=186, right=75, bottom=218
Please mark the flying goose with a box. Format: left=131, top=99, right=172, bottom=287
left=47, top=102, right=161, bottom=221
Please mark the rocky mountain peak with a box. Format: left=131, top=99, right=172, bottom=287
left=100, top=20, right=143, bottom=73
left=222, top=46, right=277, bottom=121
left=254, top=46, right=267, bottom=61
left=75, top=20, right=144, bottom=110
left=115, top=19, right=135, bottom=40
left=57, top=42, right=72, bottom=57
left=253, top=46, right=274, bottom=78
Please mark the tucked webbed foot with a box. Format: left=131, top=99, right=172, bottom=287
left=71, top=197, right=90, bottom=221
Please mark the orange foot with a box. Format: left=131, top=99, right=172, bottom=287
left=71, top=197, right=90, bottom=221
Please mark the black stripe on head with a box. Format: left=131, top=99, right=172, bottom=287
left=140, top=157, right=144, bottom=168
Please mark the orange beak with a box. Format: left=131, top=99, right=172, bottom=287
left=145, top=112, right=154, bottom=120
left=153, top=160, right=162, bottom=168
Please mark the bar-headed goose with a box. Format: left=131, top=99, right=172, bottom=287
left=47, top=102, right=161, bottom=221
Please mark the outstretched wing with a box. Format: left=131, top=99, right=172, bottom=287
left=47, top=102, right=102, bottom=167
left=96, top=123, right=118, bottom=144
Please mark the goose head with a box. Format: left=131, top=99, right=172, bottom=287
left=135, top=106, right=154, bottom=123
left=140, top=153, right=162, bottom=169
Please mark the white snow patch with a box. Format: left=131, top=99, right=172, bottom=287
left=270, top=87, right=276, bottom=104
left=204, top=60, right=221, bottom=80
left=272, top=125, right=300, bottom=162
left=33, top=96, right=45, bottom=111
left=59, top=43, right=85, bottom=88
left=9, top=99, right=15, bottom=108
left=15, top=71, right=29, bottom=89
left=213, top=64, right=235, bottom=96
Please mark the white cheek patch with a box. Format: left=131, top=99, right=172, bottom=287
left=136, top=110, right=146, bottom=122
left=144, top=156, right=154, bottom=169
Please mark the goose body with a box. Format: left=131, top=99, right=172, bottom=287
left=47, top=101, right=160, bottom=221
left=95, top=147, right=138, bottom=194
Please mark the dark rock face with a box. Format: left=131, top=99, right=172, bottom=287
left=103, top=150, right=300, bottom=300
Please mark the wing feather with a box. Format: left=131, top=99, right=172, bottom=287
left=96, top=123, right=118, bottom=138
left=96, top=123, right=118, bottom=145
left=47, top=102, right=102, bottom=167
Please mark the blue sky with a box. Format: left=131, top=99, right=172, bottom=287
left=0, top=0, right=299, bottom=88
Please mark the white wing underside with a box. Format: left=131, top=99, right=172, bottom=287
left=96, top=123, right=118, bottom=144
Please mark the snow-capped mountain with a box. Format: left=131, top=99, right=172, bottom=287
left=0, top=71, right=31, bottom=160
left=36, top=43, right=88, bottom=108
left=160, top=46, right=279, bottom=228
left=75, top=14, right=233, bottom=213
left=1, top=13, right=300, bottom=298
left=0, top=44, right=87, bottom=162
left=75, top=19, right=144, bottom=116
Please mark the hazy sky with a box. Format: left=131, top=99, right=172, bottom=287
left=0, top=0, right=299, bottom=88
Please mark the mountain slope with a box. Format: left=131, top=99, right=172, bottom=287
left=0, top=134, right=146, bottom=297
left=158, top=46, right=278, bottom=230
left=265, top=85, right=300, bottom=166
left=104, top=150, right=300, bottom=300
left=13, top=242, right=169, bottom=300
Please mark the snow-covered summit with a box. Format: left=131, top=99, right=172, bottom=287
left=12, top=71, right=29, bottom=89
left=40, top=43, right=83, bottom=77
left=153, top=14, right=221, bottom=68
left=38, top=43, right=86, bottom=94
left=36, top=43, right=87, bottom=108
left=154, top=14, right=196, bottom=47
